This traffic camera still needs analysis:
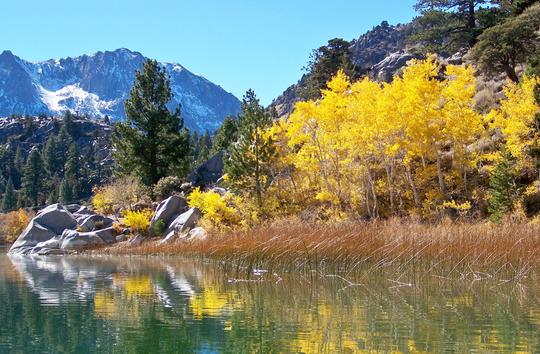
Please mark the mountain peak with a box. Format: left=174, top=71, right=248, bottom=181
left=0, top=50, right=240, bottom=132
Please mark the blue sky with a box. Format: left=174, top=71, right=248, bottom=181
left=1, top=0, right=417, bottom=105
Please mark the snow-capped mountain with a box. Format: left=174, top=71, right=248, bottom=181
left=0, top=49, right=240, bottom=132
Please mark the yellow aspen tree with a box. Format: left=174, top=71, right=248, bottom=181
left=487, top=76, right=540, bottom=172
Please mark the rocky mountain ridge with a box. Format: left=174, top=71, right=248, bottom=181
left=0, top=49, right=241, bottom=132
left=270, top=22, right=430, bottom=117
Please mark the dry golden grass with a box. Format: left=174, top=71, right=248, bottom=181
left=94, top=218, right=540, bottom=279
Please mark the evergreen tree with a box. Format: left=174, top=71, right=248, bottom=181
left=47, top=186, right=58, bottom=205
left=62, top=111, right=78, bottom=138
left=470, top=4, right=540, bottom=82
left=225, top=90, right=276, bottom=208
left=13, top=146, right=23, bottom=188
left=43, top=134, right=60, bottom=177
left=195, top=130, right=212, bottom=165
left=488, top=152, right=517, bottom=222
left=114, top=59, right=191, bottom=186
left=301, top=38, right=358, bottom=100
left=211, top=116, right=238, bottom=154
left=21, top=148, right=46, bottom=207
left=65, top=143, right=81, bottom=200
left=1, top=177, right=16, bottom=212
left=59, top=179, right=73, bottom=204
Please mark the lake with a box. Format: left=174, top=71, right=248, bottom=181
left=1, top=251, right=540, bottom=353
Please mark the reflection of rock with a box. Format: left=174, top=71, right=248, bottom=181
left=7, top=256, right=200, bottom=310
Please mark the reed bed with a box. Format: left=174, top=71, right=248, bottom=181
left=95, top=219, right=540, bottom=279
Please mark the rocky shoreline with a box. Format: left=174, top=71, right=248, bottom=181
left=7, top=195, right=207, bottom=256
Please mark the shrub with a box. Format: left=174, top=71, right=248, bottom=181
left=151, top=219, right=166, bottom=236
left=0, top=209, right=33, bottom=243
left=153, top=176, right=184, bottom=201
left=92, top=176, right=149, bottom=215
left=92, top=189, right=114, bottom=215
left=188, top=188, right=240, bottom=229
left=122, top=209, right=153, bottom=235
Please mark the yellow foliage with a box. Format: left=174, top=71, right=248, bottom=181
left=278, top=57, right=487, bottom=218
left=0, top=209, right=33, bottom=243
left=92, top=176, right=148, bottom=215
left=122, top=209, right=153, bottom=233
left=188, top=188, right=240, bottom=228
left=487, top=76, right=540, bottom=162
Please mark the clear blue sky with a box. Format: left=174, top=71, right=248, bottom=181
left=1, top=0, right=417, bottom=105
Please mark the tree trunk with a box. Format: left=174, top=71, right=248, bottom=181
left=385, top=162, right=395, bottom=214
left=504, top=65, right=519, bottom=83
left=435, top=149, right=448, bottom=199
left=406, top=166, right=421, bottom=208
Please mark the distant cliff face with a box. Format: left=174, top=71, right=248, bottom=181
left=0, top=49, right=241, bottom=132
left=270, top=22, right=422, bottom=117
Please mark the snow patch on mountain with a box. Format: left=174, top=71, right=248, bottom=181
left=38, top=84, right=118, bottom=116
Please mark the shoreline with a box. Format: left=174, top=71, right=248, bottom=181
left=86, top=219, right=540, bottom=277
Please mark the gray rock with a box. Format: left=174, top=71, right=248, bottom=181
left=9, top=203, right=78, bottom=254
left=188, top=151, right=224, bottom=186
left=370, top=51, right=420, bottom=82
left=94, top=227, right=115, bottom=244
left=78, top=214, right=113, bottom=232
left=9, top=220, right=57, bottom=252
left=60, top=229, right=107, bottom=250
left=32, top=204, right=78, bottom=235
left=115, top=234, right=127, bottom=242
left=64, top=204, right=82, bottom=213
left=158, top=231, right=181, bottom=245
left=186, top=227, right=208, bottom=241
left=74, top=206, right=94, bottom=216
left=165, top=208, right=201, bottom=235
left=149, top=196, right=187, bottom=236
left=35, top=237, right=61, bottom=250
left=129, top=234, right=144, bottom=246
left=210, top=187, right=227, bottom=196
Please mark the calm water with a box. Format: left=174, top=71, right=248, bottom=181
left=1, top=252, right=540, bottom=353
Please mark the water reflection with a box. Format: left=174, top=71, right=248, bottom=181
left=1, top=254, right=540, bottom=353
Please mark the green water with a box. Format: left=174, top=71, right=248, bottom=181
left=1, top=252, right=540, bottom=353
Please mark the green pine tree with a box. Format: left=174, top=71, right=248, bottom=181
left=13, top=146, right=23, bottom=188
left=65, top=143, right=81, bottom=200
left=301, top=38, right=358, bottom=100
left=488, top=152, right=517, bottom=222
left=113, top=59, right=191, bottom=186
left=224, top=90, right=276, bottom=208
left=211, top=116, right=238, bottom=154
left=59, top=179, right=73, bottom=204
left=1, top=177, right=17, bottom=212
left=21, top=148, right=46, bottom=207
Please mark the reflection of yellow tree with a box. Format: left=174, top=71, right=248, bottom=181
left=124, top=276, right=154, bottom=297
left=189, top=287, right=232, bottom=320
